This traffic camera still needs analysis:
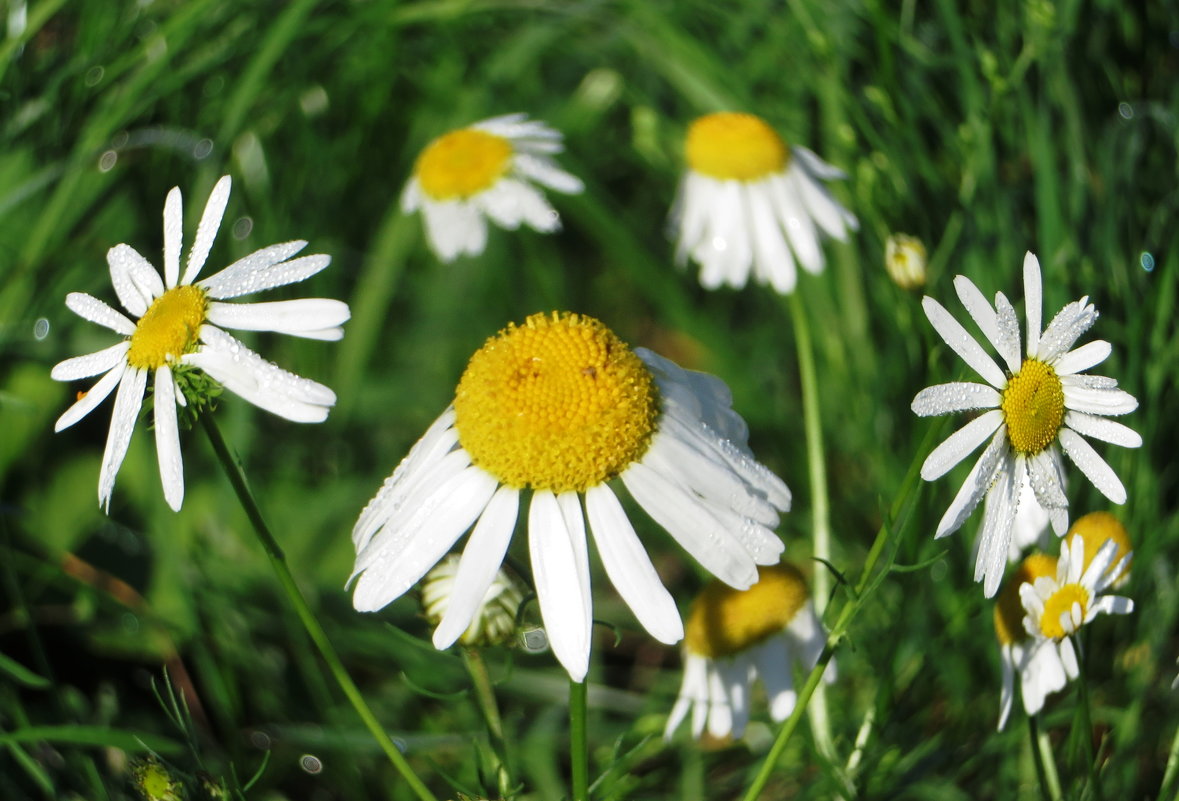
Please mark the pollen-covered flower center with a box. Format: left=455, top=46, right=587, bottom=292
left=1001, top=359, right=1065, bottom=454
left=1039, top=583, right=1089, bottom=639
left=994, top=553, right=1057, bottom=646
left=685, top=564, right=807, bottom=659
left=685, top=112, right=789, bottom=181
left=453, top=312, right=659, bottom=493
left=415, top=129, right=513, bottom=200
left=126, top=285, right=208, bottom=370
left=1071, top=512, right=1132, bottom=586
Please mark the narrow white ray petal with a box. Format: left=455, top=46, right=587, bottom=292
left=51, top=341, right=130, bottom=381
left=489, top=178, right=560, bottom=233
left=433, top=486, right=520, bottom=649
left=181, top=175, right=231, bottom=285
left=529, top=490, right=592, bottom=681
left=1063, top=411, right=1142, bottom=448
left=705, top=661, right=736, bottom=738
left=421, top=199, right=476, bottom=262
left=920, top=409, right=1004, bottom=481
left=64, top=292, right=137, bottom=335
left=512, top=153, right=584, bottom=195
left=1024, top=252, right=1042, bottom=357
left=1058, top=428, right=1127, bottom=504
left=1059, top=639, right=1079, bottom=679
left=952, top=276, right=1006, bottom=365
left=975, top=460, right=1020, bottom=597
left=54, top=363, right=125, bottom=431
left=107, top=245, right=161, bottom=317
left=789, top=151, right=857, bottom=236
left=1061, top=381, right=1139, bottom=416
left=206, top=299, right=350, bottom=337
left=750, top=181, right=798, bottom=292
left=721, top=659, right=751, bottom=738
left=1036, top=298, right=1097, bottom=364
left=97, top=365, right=147, bottom=511
left=992, top=292, right=1024, bottom=374
left=933, top=428, right=1008, bottom=539
left=153, top=365, right=184, bottom=511
left=1026, top=449, right=1068, bottom=510
left=586, top=485, right=683, bottom=644
left=1053, top=340, right=1111, bottom=376
left=1078, top=538, right=1118, bottom=589
left=766, top=172, right=822, bottom=275
left=401, top=178, right=423, bottom=213
left=922, top=296, right=1007, bottom=388
left=792, top=145, right=850, bottom=182
left=753, top=635, right=797, bottom=721
left=162, top=186, right=183, bottom=288
left=673, top=173, right=713, bottom=265
left=197, top=241, right=314, bottom=298
left=1090, top=595, right=1134, bottom=616
left=911, top=382, right=1001, bottom=417
left=997, top=646, right=1016, bottom=730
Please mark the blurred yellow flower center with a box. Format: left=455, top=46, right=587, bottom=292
left=126, top=285, right=208, bottom=370
left=685, top=564, right=808, bottom=659
left=1071, top=511, right=1132, bottom=586
left=1001, top=359, right=1065, bottom=454
left=993, top=553, right=1057, bottom=645
left=685, top=112, right=789, bottom=181
left=1039, top=583, right=1089, bottom=639
left=454, top=312, right=659, bottom=493
left=415, top=129, right=513, bottom=200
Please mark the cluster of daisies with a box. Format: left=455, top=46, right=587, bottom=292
left=51, top=108, right=1139, bottom=744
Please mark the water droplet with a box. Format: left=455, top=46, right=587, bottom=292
left=1140, top=252, right=1155, bottom=272
left=84, top=65, right=105, bottom=87
left=300, top=754, right=323, bottom=774
left=33, top=318, right=49, bottom=340
left=98, top=150, right=117, bottom=172
left=1118, top=102, right=1133, bottom=120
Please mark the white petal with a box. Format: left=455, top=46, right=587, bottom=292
left=766, top=171, right=821, bottom=275
left=1054, top=340, right=1111, bottom=376
left=1058, top=428, right=1127, bottom=504
left=585, top=485, right=683, bottom=644
left=952, top=276, right=1007, bottom=368
left=975, top=459, right=1020, bottom=597
left=162, top=186, right=183, bottom=288
left=933, top=428, right=1008, bottom=539
left=664, top=654, right=705, bottom=740
left=788, top=151, right=857, bottom=238
left=107, top=245, right=163, bottom=317
left=920, top=409, right=1004, bottom=481
left=432, top=485, right=520, bottom=649
left=718, top=659, right=750, bottom=738
left=401, top=178, right=423, bottom=213
left=753, top=635, right=796, bottom=721
left=477, top=178, right=559, bottom=233
left=1062, top=380, right=1139, bottom=416
left=54, top=362, right=125, bottom=431
left=997, top=646, right=1015, bottom=730
left=705, top=661, right=734, bottom=738
left=1035, top=298, right=1097, bottom=364
left=1023, top=253, right=1042, bottom=358
left=97, top=365, right=147, bottom=512
left=529, top=490, right=592, bottom=681
left=197, top=241, right=316, bottom=299
left=922, top=296, right=1007, bottom=388
left=1090, top=594, right=1134, bottom=617
left=206, top=299, right=350, bottom=340
left=992, top=292, right=1024, bottom=375
left=1026, top=449, right=1068, bottom=510
left=746, top=181, right=797, bottom=293
left=181, top=175, right=231, bottom=285
left=52, top=341, right=131, bottom=381
left=512, top=153, right=584, bottom=195
left=1059, top=638, right=1078, bottom=679
left=911, top=382, right=1001, bottom=417
left=153, top=365, right=184, bottom=511
left=422, top=199, right=482, bottom=262
left=63, top=292, right=137, bottom=336
left=1064, top=411, right=1141, bottom=448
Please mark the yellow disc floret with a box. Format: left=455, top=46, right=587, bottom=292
left=415, top=128, right=513, bottom=200
left=126, top=285, right=208, bottom=370
left=993, top=553, right=1058, bottom=645
left=685, top=112, right=789, bottom=181
left=1001, top=359, right=1065, bottom=454
left=684, top=563, right=808, bottom=659
left=1070, top=511, right=1132, bottom=586
left=1039, top=583, right=1089, bottom=639
left=453, top=312, right=659, bottom=493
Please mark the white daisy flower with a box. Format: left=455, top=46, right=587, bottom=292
left=420, top=554, right=524, bottom=647
left=670, top=111, right=858, bottom=294
left=401, top=113, right=584, bottom=263
left=349, top=312, right=791, bottom=681
left=1066, top=511, right=1132, bottom=589
left=664, top=563, right=835, bottom=742
left=51, top=176, right=349, bottom=512
left=911, top=252, right=1141, bottom=596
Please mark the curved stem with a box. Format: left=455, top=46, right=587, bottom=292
left=1029, top=714, right=1062, bottom=801
left=201, top=415, right=438, bottom=801
left=463, top=647, right=512, bottom=799
left=569, top=678, right=589, bottom=801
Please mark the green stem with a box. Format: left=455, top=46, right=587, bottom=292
left=463, top=647, right=512, bottom=799
left=200, top=415, right=438, bottom=801
left=1028, top=715, right=1062, bottom=801
left=1073, top=639, right=1104, bottom=801
left=1159, top=713, right=1179, bottom=801
left=569, top=678, right=589, bottom=801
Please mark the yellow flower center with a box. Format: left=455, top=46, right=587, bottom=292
left=1070, top=511, right=1132, bottom=586
left=415, top=128, right=513, bottom=200
left=1001, top=359, right=1065, bottom=454
left=126, top=285, right=208, bottom=370
left=685, top=112, right=789, bottom=181
left=1039, top=583, right=1090, bottom=639
left=684, top=564, right=808, bottom=659
left=993, top=552, right=1058, bottom=645
left=453, top=312, right=659, bottom=493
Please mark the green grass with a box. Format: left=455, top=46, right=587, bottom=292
left=2, top=0, right=1177, bottom=799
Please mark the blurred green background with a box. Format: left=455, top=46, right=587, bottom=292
left=1, top=0, right=1177, bottom=799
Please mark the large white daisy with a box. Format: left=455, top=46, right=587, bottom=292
left=52, top=175, right=349, bottom=512
left=401, top=113, right=584, bottom=263
left=349, top=312, right=791, bottom=681
left=670, top=111, right=858, bottom=294
left=911, top=252, right=1141, bottom=596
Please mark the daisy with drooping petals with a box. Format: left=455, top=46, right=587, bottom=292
left=911, top=252, right=1141, bottom=596
left=420, top=554, right=524, bottom=648
left=52, top=176, right=349, bottom=512
left=401, top=113, right=584, bottom=262
left=994, top=552, right=1066, bottom=729
left=349, top=312, right=791, bottom=681
left=670, top=111, right=858, bottom=294
left=664, top=563, right=834, bottom=742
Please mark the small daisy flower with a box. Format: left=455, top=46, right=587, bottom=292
left=670, top=111, right=858, bottom=294
left=52, top=176, right=349, bottom=512
left=401, top=113, right=584, bottom=263
left=349, top=312, right=791, bottom=681
left=420, top=554, right=524, bottom=647
left=911, top=252, right=1141, bottom=596
left=993, top=552, right=1065, bottom=729
left=664, top=563, right=835, bottom=741
left=884, top=233, right=927, bottom=290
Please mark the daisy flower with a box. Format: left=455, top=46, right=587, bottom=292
left=670, top=111, right=858, bottom=294
left=911, top=252, right=1141, bottom=596
left=52, top=175, right=349, bottom=512
left=664, top=563, right=835, bottom=741
left=884, top=233, right=927, bottom=290
left=349, top=312, right=791, bottom=681
left=420, top=554, right=524, bottom=648
left=401, top=113, right=584, bottom=262
left=1067, top=511, right=1132, bottom=589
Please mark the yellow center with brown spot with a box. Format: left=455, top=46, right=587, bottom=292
left=453, top=312, right=659, bottom=493
left=993, top=552, right=1058, bottom=646
left=1039, top=583, right=1089, bottom=639
left=1001, top=359, right=1065, bottom=454
left=684, top=563, right=808, bottom=659
left=685, top=112, right=789, bottom=182
left=1070, top=511, right=1133, bottom=587
left=126, top=285, right=208, bottom=370
left=415, top=128, right=513, bottom=200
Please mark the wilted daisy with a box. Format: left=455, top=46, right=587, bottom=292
left=401, top=113, right=584, bottom=262
left=420, top=554, right=524, bottom=647
left=664, top=563, right=834, bottom=741
left=911, top=252, right=1141, bottom=596
left=670, top=111, right=858, bottom=294
left=993, top=553, right=1065, bottom=729
left=52, top=176, right=348, bottom=512
left=350, top=312, right=791, bottom=681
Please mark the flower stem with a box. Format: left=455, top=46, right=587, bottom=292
left=1071, top=638, right=1105, bottom=801
left=200, top=414, right=438, bottom=801
left=569, top=678, right=589, bottom=801
left=1028, top=715, right=1062, bottom=801
left=462, top=647, right=512, bottom=799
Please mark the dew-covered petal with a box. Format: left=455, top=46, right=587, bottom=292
left=1064, top=411, right=1142, bottom=448
left=921, top=409, right=1004, bottom=481
left=97, top=365, right=147, bottom=512
left=911, top=382, right=1001, bottom=417
left=63, top=292, right=137, bottom=336
left=52, top=341, right=130, bottom=381
left=153, top=365, right=184, bottom=511
left=1053, top=340, right=1111, bottom=376
left=1022, top=253, right=1042, bottom=357
left=1035, top=297, right=1097, bottom=364
left=992, top=292, right=1023, bottom=374
left=922, top=296, right=1007, bottom=388
left=1061, top=379, right=1139, bottom=416
left=108, top=245, right=163, bottom=317
left=933, top=427, right=1008, bottom=539
left=952, top=276, right=1006, bottom=367
left=181, top=175, right=230, bottom=285
left=197, top=241, right=315, bottom=298
left=206, top=298, right=350, bottom=340
left=162, top=186, right=183, bottom=289
left=54, top=362, right=125, bottom=431
left=530, top=490, right=592, bottom=681
left=1025, top=449, right=1068, bottom=511
left=1057, top=428, right=1127, bottom=504
left=975, top=459, right=1020, bottom=597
